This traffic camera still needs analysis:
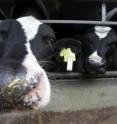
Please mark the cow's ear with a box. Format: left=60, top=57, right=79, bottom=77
left=55, top=38, right=82, bottom=54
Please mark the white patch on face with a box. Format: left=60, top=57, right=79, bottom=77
left=22, top=42, right=41, bottom=80
left=17, top=16, right=42, bottom=41
left=22, top=42, right=51, bottom=108
left=36, top=70, right=51, bottom=108
left=94, top=26, right=111, bottom=39
left=18, top=16, right=50, bottom=108
left=89, top=51, right=102, bottom=63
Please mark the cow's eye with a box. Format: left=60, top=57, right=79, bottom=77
left=50, top=38, right=55, bottom=43
left=43, top=36, right=55, bottom=44
left=48, top=38, right=56, bottom=51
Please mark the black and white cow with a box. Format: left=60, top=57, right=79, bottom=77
left=84, top=26, right=117, bottom=74
left=0, top=16, right=55, bottom=109
left=83, top=7, right=117, bottom=74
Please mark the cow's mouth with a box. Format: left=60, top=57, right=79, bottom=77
left=86, top=66, right=106, bottom=74
left=0, top=66, right=50, bottom=111
left=23, top=73, right=44, bottom=109
left=86, top=60, right=106, bottom=74
left=23, top=69, right=50, bottom=110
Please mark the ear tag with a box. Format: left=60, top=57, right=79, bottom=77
left=60, top=48, right=76, bottom=71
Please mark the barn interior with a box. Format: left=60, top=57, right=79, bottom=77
left=0, top=0, right=117, bottom=124
left=1, top=0, right=117, bottom=74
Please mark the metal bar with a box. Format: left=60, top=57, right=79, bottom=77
left=64, top=0, right=117, bottom=2
left=48, top=71, right=117, bottom=80
left=40, top=20, right=117, bottom=25
left=102, top=2, right=106, bottom=21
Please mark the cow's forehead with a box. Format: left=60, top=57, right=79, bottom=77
left=17, top=16, right=42, bottom=42
left=94, top=26, right=111, bottom=39
left=95, top=26, right=111, bottom=33
left=17, top=16, right=55, bottom=41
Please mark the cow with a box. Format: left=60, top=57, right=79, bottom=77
left=0, top=16, right=56, bottom=110
left=83, top=25, right=117, bottom=74
left=83, top=7, right=117, bottom=74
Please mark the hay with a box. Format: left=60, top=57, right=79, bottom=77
left=0, top=78, right=43, bottom=124
left=0, top=78, right=31, bottom=112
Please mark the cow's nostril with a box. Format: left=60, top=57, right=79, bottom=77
left=28, top=72, right=45, bottom=91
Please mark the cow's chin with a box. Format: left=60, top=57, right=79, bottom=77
left=86, top=66, right=106, bottom=74
left=0, top=65, right=50, bottom=111
left=23, top=68, right=51, bottom=110
left=85, top=61, right=106, bottom=74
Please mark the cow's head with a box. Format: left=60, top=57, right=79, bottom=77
left=0, top=16, right=55, bottom=110
left=84, top=26, right=117, bottom=74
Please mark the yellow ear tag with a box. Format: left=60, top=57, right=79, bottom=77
left=60, top=48, right=76, bottom=71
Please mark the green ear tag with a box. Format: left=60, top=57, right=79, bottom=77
left=60, top=48, right=76, bottom=71
left=60, top=48, right=76, bottom=62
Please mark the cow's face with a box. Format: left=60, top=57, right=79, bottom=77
left=84, top=26, right=117, bottom=74
left=0, top=16, right=54, bottom=109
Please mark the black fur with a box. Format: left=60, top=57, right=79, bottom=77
left=0, top=19, right=27, bottom=69
left=30, top=23, right=56, bottom=60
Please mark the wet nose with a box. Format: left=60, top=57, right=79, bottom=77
left=88, top=59, right=105, bottom=68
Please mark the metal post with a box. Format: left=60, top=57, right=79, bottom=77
left=102, top=2, right=106, bottom=21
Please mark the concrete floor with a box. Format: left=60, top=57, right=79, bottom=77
left=44, top=77, right=117, bottom=112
